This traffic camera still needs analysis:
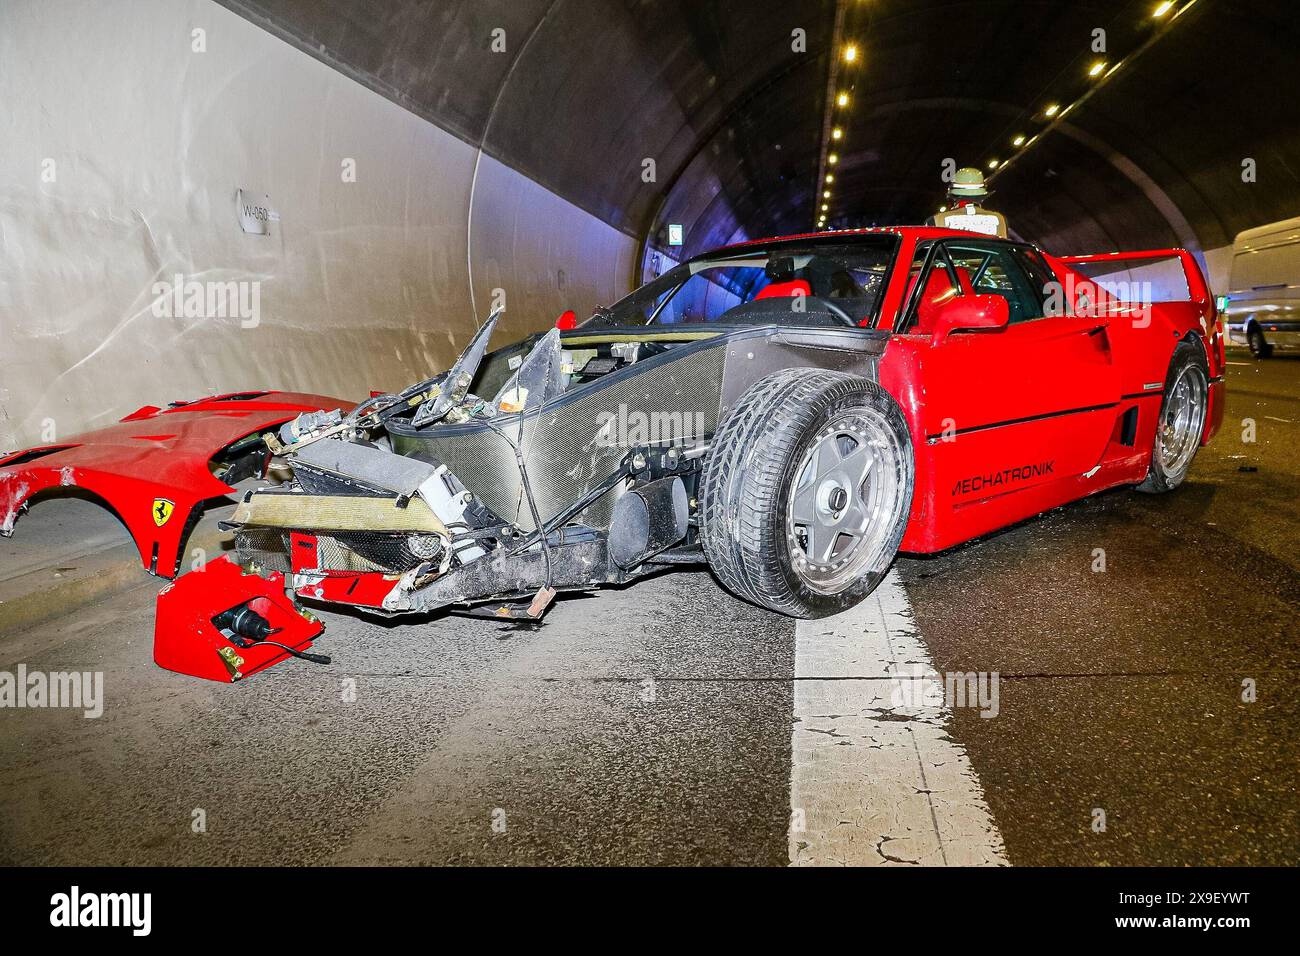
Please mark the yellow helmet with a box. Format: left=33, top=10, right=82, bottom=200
left=949, top=167, right=989, bottom=198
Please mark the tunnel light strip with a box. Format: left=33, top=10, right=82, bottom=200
left=988, top=0, right=1201, bottom=183
left=814, top=1, right=853, bottom=229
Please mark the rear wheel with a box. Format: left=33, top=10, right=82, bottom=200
left=1247, top=324, right=1273, bottom=359
left=1138, top=341, right=1209, bottom=493
left=700, top=368, right=914, bottom=618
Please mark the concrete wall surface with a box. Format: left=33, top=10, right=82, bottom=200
left=0, top=0, right=635, bottom=450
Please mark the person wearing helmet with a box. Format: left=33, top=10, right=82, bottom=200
left=926, top=167, right=1008, bottom=238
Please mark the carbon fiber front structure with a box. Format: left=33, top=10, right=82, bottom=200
left=387, top=326, right=887, bottom=533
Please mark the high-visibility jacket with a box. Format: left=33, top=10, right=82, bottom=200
left=926, top=202, right=1008, bottom=238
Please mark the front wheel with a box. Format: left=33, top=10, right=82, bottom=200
left=1137, top=340, right=1210, bottom=493
left=700, top=368, right=914, bottom=618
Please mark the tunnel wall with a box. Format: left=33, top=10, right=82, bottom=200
left=0, top=0, right=635, bottom=451
left=198, top=1, right=1297, bottom=307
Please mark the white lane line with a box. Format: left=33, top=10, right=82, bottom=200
left=789, top=569, right=1009, bottom=866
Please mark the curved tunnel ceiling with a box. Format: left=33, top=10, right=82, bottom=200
left=219, top=0, right=1300, bottom=271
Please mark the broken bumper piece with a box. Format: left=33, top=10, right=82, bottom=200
left=154, top=555, right=326, bottom=683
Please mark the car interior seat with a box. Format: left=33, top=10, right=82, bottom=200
left=754, top=256, right=811, bottom=300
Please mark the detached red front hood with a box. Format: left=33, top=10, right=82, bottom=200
left=0, top=390, right=353, bottom=576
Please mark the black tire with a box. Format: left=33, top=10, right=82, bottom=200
left=1247, top=324, right=1273, bottom=359
left=1137, top=340, right=1210, bottom=494
left=700, top=368, right=914, bottom=618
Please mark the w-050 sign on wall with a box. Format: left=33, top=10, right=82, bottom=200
left=236, top=188, right=279, bottom=236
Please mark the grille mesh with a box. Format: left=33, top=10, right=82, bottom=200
left=328, top=531, right=437, bottom=572
left=235, top=528, right=291, bottom=572
left=234, top=528, right=438, bottom=574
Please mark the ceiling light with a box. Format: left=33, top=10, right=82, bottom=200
left=823, top=190, right=831, bottom=198
left=821, top=204, right=829, bottom=211
left=836, top=92, right=849, bottom=107
left=825, top=173, right=834, bottom=183
left=1153, top=1, right=1173, bottom=16
left=832, top=127, right=843, bottom=140
left=843, top=45, right=858, bottom=64
left=828, top=153, right=838, bottom=164
left=1012, top=134, right=1025, bottom=147
left=1089, top=61, right=1106, bottom=77
left=1044, top=103, right=1060, bottom=117
left=988, top=159, right=999, bottom=169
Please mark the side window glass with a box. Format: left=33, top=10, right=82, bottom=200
left=946, top=242, right=1044, bottom=324
left=1010, top=247, right=1061, bottom=317
left=904, top=242, right=934, bottom=304
left=909, top=246, right=962, bottom=333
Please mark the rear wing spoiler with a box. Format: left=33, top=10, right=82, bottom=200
left=1057, top=248, right=1224, bottom=372
left=1057, top=249, right=1212, bottom=313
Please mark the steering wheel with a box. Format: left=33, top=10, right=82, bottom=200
left=807, top=295, right=856, bottom=326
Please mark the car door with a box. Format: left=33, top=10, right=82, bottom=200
left=908, top=239, right=1121, bottom=535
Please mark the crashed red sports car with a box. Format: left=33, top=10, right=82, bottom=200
left=0, top=227, right=1225, bottom=682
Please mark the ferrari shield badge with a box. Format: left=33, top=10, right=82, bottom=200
left=152, top=498, right=175, bottom=527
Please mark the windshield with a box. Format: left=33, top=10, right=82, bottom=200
left=585, top=238, right=897, bottom=329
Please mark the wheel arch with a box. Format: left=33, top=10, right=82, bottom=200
left=0, top=463, right=207, bottom=577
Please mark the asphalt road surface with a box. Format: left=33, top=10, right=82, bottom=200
left=1, top=351, right=1296, bottom=866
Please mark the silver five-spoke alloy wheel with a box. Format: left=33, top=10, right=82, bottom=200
left=1156, top=362, right=1208, bottom=476
left=785, top=409, right=907, bottom=595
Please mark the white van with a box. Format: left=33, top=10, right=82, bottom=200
left=1221, top=216, right=1300, bottom=357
